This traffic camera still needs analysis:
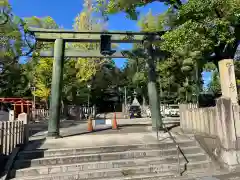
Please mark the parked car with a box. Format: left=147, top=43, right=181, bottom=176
left=164, top=105, right=180, bottom=117
left=129, top=105, right=141, bottom=118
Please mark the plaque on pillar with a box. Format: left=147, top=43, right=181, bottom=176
left=218, top=59, right=238, bottom=104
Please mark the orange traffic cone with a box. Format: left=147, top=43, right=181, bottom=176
left=88, top=116, right=93, bottom=132
left=112, top=112, right=118, bottom=130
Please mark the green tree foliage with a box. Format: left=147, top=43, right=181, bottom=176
left=98, top=0, right=239, bottom=103
left=70, top=9, right=105, bottom=83
left=118, top=0, right=240, bottom=103
left=33, top=58, right=52, bottom=106
left=21, top=16, right=58, bottom=105
left=168, top=0, right=240, bottom=100
left=22, top=2, right=117, bottom=106
left=0, top=1, right=31, bottom=97
left=120, top=42, right=148, bottom=102
left=208, top=70, right=221, bottom=95
left=0, top=1, right=22, bottom=61
left=95, top=0, right=182, bottom=20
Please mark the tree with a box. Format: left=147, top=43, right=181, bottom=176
left=21, top=16, right=59, bottom=105
left=0, top=1, right=31, bottom=97
left=137, top=9, right=186, bottom=103
left=33, top=58, right=53, bottom=108
left=161, top=0, right=240, bottom=101
left=70, top=8, right=106, bottom=83
left=208, top=70, right=221, bottom=95
left=0, top=1, right=22, bottom=61
left=95, top=0, right=183, bottom=20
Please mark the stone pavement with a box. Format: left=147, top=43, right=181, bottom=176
left=29, top=120, right=152, bottom=140
left=29, top=117, right=179, bottom=138
left=25, top=132, right=161, bottom=150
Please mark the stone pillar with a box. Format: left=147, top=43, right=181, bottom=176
left=215, top=97, right=240, bottom=169
left=216, top=97, right=237, bottom=150
left=218, top=59, right=238, bottom=104
left=18, top=112, right=29, bottom=144
left=9, top=110, right=14, bottom=121
left=48, top=39, right=65, bottom=138
left=179, top=104, right=186, bottom=130
left=218, top=59, right=240, bottom=141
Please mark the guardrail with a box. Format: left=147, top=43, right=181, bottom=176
left=162, top=123, right=189, bottom=176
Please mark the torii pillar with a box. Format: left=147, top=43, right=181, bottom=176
left=47, top=39, right=65, bottom=138
left=144, top=38, right=162, bottom=130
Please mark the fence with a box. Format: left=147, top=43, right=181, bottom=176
left=34, top=109, right=50, bottom=120
left=33, top=106, right=95, bottom=121
left=68, top=105, right=95, bottom=118
left=0, top=120, right=27, bottom=156
left=180, top=104, right=217, bottom=137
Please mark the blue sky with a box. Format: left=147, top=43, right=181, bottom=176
left=9, top=0, right=212, bottom=85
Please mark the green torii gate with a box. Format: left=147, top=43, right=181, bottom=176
left=29, top=27, right=164, bottom=138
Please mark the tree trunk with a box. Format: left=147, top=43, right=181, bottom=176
left=45, top=100, right=49, bottom=109
left=142, top=96, right=146, bottom=106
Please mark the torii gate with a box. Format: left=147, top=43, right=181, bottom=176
left=28, top=27, right=165, bottom=138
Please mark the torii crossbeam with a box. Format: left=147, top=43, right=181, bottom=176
left=39, top=49, right=126, bottom=58
left=29, top=27, right=165, bottom=138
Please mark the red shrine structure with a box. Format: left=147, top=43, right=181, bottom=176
left=0, top=98, right=33, bottom=119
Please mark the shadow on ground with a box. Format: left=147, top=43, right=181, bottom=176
left=9, top=138, right=47, bottom=178
left=28, top=120, right=87, bottom=137
left=0, top=153, right=8, bottom=175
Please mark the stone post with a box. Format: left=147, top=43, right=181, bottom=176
left=215, top=97, right=240, bottom=170
left=9, top=110, right=14, bottom=121
left=218, top=59, right=238, bottom=104
left=18, top=112, right=29, bottom=144
left=48, top=39, right=65, bottom=138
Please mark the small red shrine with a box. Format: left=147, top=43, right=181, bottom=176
left=0, top=98, right=33, bottom=118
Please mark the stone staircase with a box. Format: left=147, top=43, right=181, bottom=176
left=9, top=139, right=222, bottom=180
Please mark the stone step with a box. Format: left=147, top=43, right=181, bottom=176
left=11, top=153, right=207, bottom=178
left=11, top=161, right=211, bottom=180
left=17, top=140, right=197, bottom=160
left=14, top=147, right=203, bottom=169
left=162, top=169, right=234, bottom=180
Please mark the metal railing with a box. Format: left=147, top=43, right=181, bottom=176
left=162, top=124, right=189, bottom=176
